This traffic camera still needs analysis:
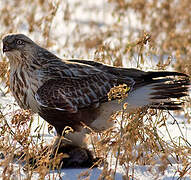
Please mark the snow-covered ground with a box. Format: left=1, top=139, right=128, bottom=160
left=0, top=81, right=190, bottom=180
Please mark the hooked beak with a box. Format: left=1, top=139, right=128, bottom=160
left=3, top=44, right=11, bottom=53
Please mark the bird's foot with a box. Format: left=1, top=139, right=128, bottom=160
left=26, top=144, right=101, bottom=169
left=54, top=144, right=101, bottom=168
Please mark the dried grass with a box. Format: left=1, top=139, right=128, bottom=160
left=0, top=0, right=191, bottom=179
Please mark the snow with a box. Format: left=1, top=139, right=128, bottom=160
left=0, top=92, right=190, bottom=179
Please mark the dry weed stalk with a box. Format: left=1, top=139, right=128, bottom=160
left=108, top=0, right=191, bottom=75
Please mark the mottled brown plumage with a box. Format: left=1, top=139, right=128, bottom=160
left=2, top=34, right=190, bottom=167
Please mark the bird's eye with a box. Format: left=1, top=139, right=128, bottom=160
left=16, top=39, right=24, bottom=45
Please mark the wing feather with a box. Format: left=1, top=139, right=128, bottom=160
left=35, top=73, right=132, bottom=113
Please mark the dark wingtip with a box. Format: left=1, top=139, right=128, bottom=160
left=146, top=71, right=190, bottom=79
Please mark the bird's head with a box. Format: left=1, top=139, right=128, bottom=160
left=2, top=34, right=59, bottom=66
left=2, top=34, right=37, bottom=64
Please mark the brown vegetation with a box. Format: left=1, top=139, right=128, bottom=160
left=0, top=0, right=190, bottom=179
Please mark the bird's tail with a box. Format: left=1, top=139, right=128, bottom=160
left=125, top=71, right=190, bottom=111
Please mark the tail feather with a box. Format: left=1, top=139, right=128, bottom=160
left=152, top=81, right=190, bottom=89
left=150, top=102, right=184, bottom=110
left=150, top=78, right=189, bottom=99
left=126, top=74, right=190, bottom=111
left=151, top=87, right=188, bottom=95
left=150, top=93, right=187, bottom=99
left=134, top=71, right=189, bottom=88
left=143, top=71, right=189, bottom=80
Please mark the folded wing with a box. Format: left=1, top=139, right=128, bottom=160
left=35, top=73, right=133, bottom=113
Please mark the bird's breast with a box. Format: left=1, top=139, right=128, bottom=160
left=10, top=67, right=41, bottom=113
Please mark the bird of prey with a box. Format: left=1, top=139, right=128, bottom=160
left=2, top=34, right=190, bottom=167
